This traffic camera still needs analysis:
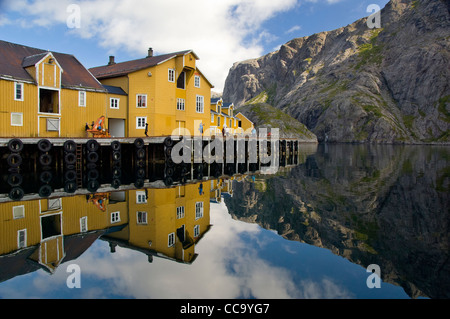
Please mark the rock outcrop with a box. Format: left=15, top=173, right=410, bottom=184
left=223, top=0, right=450, bottom=143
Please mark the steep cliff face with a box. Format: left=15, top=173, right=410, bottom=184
left=223, top=0, right=450, bottom=143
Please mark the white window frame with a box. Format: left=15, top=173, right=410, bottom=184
left=79, top=91, right=86, bottom=107
left=218, top=116, right=221, bottom=126
left=177, top=98, right=185, bottom=111
left=111, top=211, right=121, bottom=224
left=17, top=229, right=27, bottom=249
left=195, top=202, right=204, bottom=220
left=136, top=191, right=147, bottom=203
left=196, top=95, right=204, bottom=113
left=14, top=82, right=24, bottom=101
left=176, top=206, right=185, bottom=219
left=168, top=232, right=175, bottom=247
left=110, top=97, right=119, bottom=109
left=194, top=225, right=200, bottom=237
left=13, top=205, right=25, bottom=219
left=137, top=211, right=148, bottom=225
left=168, top=69, right=175, bottom=83
left=211, top=113, right=214, bottom=123
left=136, top=94, right=147, bottom=108
left=194, top=75, right=200, bottom=88
left=80, top=216, right=88, bottom=232
left=136, top=116, right=147, bottom=129
left=11, top=112, right=23, bottom=126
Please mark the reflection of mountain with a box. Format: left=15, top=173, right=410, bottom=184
left=225, top=145, right=449, bottom=299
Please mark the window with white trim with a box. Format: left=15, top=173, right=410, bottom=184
left=194, top=75, right=200, bottom=88
left=80, top=216, right=88, bottom=232
left=110, top=98, right=119, bottom=109
left=11, top=112, right=23, bottom=126
left=13, top=205, right=25, bottom=219
left=136, top=117, right=147, bottom=129
left=137, top=211, right=148, bottom=224
left=168, top=232, right=175, bottom=247
left=168, top=69, right=175, bottom=82
left=17, top=229, right=27, bottom=249
left=177, top=98, right=185, bottom=111
left=211, top=113, right=214, bottom=123
left=176, top=206, right=185, bottom=219
left=194, top=225, right=200, bottom=237
left=196, top=95, right=204, bottom=113
left=111, top=211, right=121, bottom=224
left=136, top=94, right=147, bottom=108
left=14, top=82, right=24, bottom=101
left=79, top=91, right=86, bottom=107
left=195, top=202, right=204, bottom=220
left=136, top=191, right=147, bottom=203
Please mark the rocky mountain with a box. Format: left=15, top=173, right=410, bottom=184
left=236, top=102, right=318, bottom=141
left=224, top=144, right=450, bottom=298
left=223, top=0, right=450, bottom=144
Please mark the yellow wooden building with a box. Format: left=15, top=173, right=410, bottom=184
left=236, top=112, right=255, bottom=134
left=90, top=49, right=214, bottom=138
left=0, top=40, right=109, bottom=138
left=210, top=98, right=249, bottom=136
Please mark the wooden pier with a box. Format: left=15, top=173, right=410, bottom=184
left=0, top=136, right=303, bottom=202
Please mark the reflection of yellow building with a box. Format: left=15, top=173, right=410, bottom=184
left=0, top=183, right=211, bottom=281
left=104, top=183, right=211, bottom=264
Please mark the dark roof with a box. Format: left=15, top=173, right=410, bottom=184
left=222, top=102, right=234, bottom=108
left=211, top=97, right=222, bottom=104
left=0, top=40, right=105, bottom=91
left=102, top=84, right=127, bottom=95
left=89, top=50, right=194, bottom=79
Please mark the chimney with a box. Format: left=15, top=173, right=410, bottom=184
left=108, top=56, right=115, bottom=65
left=147, top=48, right=153, bottom=58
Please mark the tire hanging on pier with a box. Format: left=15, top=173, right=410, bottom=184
left=7, top=138, right=23, bottom=153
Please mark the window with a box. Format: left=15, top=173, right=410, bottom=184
left=17, top=229, right=27, bottom=249
left=218, top=116, right=221, bottom=126
left=110, top=98, right=119, bottom=109
left=136, top=117, right=147, bottom=129
left=80, top=216, right=88, bottom=232
left=40, top=88, right=59, bottom=113
left=177, top=98, right=185, bottom=111
left=14, top=82, right=24, bottom=101
left=136, top=94, right=147, bottom=108
left=177, top=72, right=185, bottom=89
left=13, top=205, right=25, bottom=219
left=137, top=211, right=148, bottom=224
left=194, top=75, right=200, bottom=88
left=168, top=232, right=175, bottom=247
left=196, top=95, right=204, bottom=113
left=79, top=91, right=86, bottom=107
left=176, top=206, right=185, bottom=219
left=229, top=119, right=232, bottom=127
left=11, top=113, right=23, bottom=126
left=136, top=191, right=147, bottom=203
left=211, top=113, right=214, bottom=123
left=48, top=198, right=62, bottom=210
left=168, top=69, right=175, bottom=82
left=194, top=225, right=200, bottom=237
left=111, top=211, right=121, bottom=224
left=195, top=202, right=204, bottom=220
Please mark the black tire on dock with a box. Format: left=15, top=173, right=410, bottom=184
left=134, top=138, right=144, bottom=149
left=64, top=170, right=77, bottom=182
left=112, top=151, right=121, bottom=162
left=86, top=139, right=99, bottom=152
left=87, top=179, right=100, bottom=193
left=136, top=148, right=145, bottom=159
left=38, top=184, right=52, bottom=198
left=111, top=140, right=121, bottom=151
left=63, top=140, right=77, bottom=153
left=87, top=169, right=99, bottom=181
left=9, top=187, right=24, bottom=201
left=39, top=153, right=52, bottom=166
left=87, top=151, right=99, bottom=163
left=39, top=170, right=53, bottom=184
left=164, top=137, right=174, bottom=147
left=111, top=178, right=121, bottom=189
left=164, top=166, right=174, bottom=177
left=8, top=138, right=23, bottom=153
left=164, top=176, right=173, bottom=187
left=37, top=139, right=52, bottom=153
left=64, top=153, right=77, bottom=166
left=7, top=153, right=22, bottom=168
left=134, top=178, right=145, bottom=189
left=64, top=181, right=77, bottom=193
left=7, top=173, right=23, bottom=187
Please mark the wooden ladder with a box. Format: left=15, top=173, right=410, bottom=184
left=75, top=144, right=83, bottom=187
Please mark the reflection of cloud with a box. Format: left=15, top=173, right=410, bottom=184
left=299, top=278, right=352, bottom=299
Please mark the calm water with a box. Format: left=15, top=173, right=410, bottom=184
left=0, top=144, right=448, bottom=299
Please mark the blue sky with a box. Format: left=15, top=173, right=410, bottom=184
left=0, top=0, right=390, bottom=92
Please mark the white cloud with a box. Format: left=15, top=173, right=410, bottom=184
left=286, top=25, right=302, bottom=34
left=3, top=0, right=299, bottom=92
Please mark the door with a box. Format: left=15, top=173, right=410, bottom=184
left=109, top=118, right=125, bottom=138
